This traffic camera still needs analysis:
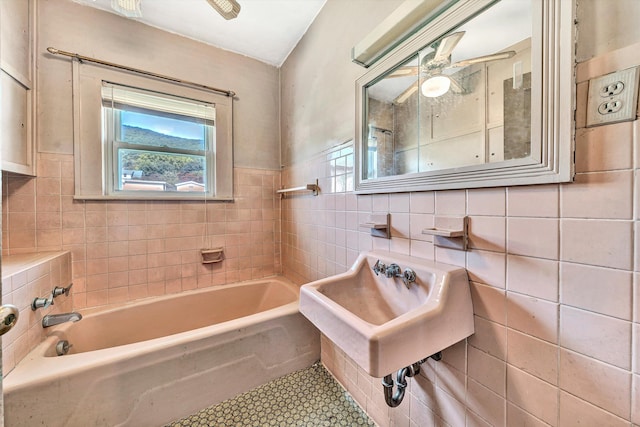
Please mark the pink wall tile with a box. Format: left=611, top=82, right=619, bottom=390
left=507, top=329, right=558, bottom=385
left=561, top=171, right=633, bottom=219
left=410, top=192, right=435, bottom=214
left=561, top=219, right=633, bottom=269
left=559, top=349, right=631, bottom=419
left=507, top=185, right=558, bottom=218
left=390, top=213, right=411, bottom=239
left=468, top=188, right=505, bottom=216
left=507, top=292, right=558, bottom=343
left=507, top=218, right=558, bottom=259
left=466, top=379, right=506, bottom=427
left=388, top=193, right=409, bottom=213
left=507, top=403, right=549, bottom=427
left=560, top=262, right=632, bottom=319
left=560, top=391, right=629, bottom=427
left=507, top=255, right=558, bottom=302
left=409, top=240, right=434, bottom=260
left=435, top=190, right=465, bottom=215
left=468, top=345, right=506, bottom=397
left=467, top=250, right=506, bottom=289
left=560, top=306, right=632, bottom=370
left=470, top=282, right=506, bottom=324
left=506, top=365, right=558, bottom=426
left=468, top=216, right=506, bottom=252
left=575, top=121, right=633, bottom=172
left=408, top=213, right=433, bottom=241
left=468, top=317, right=507, bottom=360
left=3, top=157, right=281, bottom=313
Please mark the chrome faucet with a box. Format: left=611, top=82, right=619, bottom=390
left=401, top=268, right=417, bottom=288
left=385, top=263, right=401, bottom=278
left=372, top=260, right=386, bottom=276
left=42, top=312, right=82, bottom=328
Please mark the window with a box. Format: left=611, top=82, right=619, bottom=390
left=102, top=83, right=215, bottom=196
left=73, top=62, right=233, bottom=200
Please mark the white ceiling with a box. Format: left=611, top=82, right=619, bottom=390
left=72, top=0, right=327, bottom=67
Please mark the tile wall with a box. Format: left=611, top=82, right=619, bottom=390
left=2, top=153, right=282, bottom=311
left=281, top=53, right=640, bottom=426
left=1, top=252, right=72, bottom=374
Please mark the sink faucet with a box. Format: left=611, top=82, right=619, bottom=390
left=385, top=263, right=401, bottom=278
left=42, top=312, right=82, bottom=328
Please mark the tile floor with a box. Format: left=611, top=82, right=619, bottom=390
left=165, top=363, right=375, bottom=427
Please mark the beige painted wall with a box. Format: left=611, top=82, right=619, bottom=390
left=279, top=0, right=403, bottom=166
left=38, top=0, right=281, bottom=170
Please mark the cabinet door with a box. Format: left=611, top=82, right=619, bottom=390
left=1, top=0, right=35, bottom=176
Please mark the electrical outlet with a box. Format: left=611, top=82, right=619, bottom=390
left=586, top=66, right=639, bottom=127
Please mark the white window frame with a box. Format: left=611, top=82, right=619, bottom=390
left=73, top=61, right=234, bottom=201
left=102, top=82, right=216, bottom=198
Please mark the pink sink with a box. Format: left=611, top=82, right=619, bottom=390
left=299, top=250, right=474, bottom=377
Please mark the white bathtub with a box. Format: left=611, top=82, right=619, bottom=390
left=3, top=277, right=320, bottom=427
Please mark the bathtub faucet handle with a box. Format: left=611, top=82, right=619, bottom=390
left=31, top=293, right=54, bottom=311
left=52, top=283, right=73, bottom=298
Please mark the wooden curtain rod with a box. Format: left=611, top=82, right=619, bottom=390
left=46, top=47, right=236, bottom=98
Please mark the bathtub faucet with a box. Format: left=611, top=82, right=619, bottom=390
left=42, top=312, right=82, bottom=328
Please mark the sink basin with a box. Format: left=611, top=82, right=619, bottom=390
left=299, top=250, right=474, bottom=377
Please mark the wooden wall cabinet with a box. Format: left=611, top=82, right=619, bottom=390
left=1, top=0, right=36, bottom=176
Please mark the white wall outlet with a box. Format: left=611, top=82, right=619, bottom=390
left=586, top=66, right=639, bottom=127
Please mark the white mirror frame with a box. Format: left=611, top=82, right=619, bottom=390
left=355, top=0, right=575, bottom=194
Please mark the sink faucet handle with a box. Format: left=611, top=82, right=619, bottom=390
left=402, top=268, right=417, bottom=288
left=372, top=260, right=386, bottom=276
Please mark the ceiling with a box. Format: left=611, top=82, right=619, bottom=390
left=71, top=0, right=327, bottom=67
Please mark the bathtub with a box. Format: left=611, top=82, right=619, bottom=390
left=3, top=277, right=320, bottom=427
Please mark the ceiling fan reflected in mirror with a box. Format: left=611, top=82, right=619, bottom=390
left=391, top=31, right=516, bottom=103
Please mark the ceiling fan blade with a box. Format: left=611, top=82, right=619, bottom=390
left=432, top=31, right=465, bottom=62
left=449, top=50, right=516, bottom=68
left=387, top=66, right=419, bottom=79
left=394, top=81, right=419, bottom=104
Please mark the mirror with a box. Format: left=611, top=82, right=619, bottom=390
left=355, top=0, right=575, bottom=193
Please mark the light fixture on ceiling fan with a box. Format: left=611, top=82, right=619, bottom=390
left=207, top=0, right=241, bottom=20
left=392, top=31, right=516, bottom=102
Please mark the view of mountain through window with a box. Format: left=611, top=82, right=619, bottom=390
left=102, top=83, right=215, bottom=194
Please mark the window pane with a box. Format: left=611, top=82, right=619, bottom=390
left=119, top=109, right=207, bottom=151
left=118, top=149, right=206, bottom=192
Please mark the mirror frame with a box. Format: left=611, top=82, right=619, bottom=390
left=354, top=0, right=575, bottom=194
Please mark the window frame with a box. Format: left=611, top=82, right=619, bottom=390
left=102, top=82, right=216, bottom=197
left=72, top=61, right=234, bottom=201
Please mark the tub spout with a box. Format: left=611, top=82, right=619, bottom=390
left=42, top=312, right=82, bottom=328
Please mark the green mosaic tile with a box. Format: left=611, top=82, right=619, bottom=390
left=165, top=363, right=374, bottom=427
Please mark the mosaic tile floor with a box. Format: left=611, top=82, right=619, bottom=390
left=165, top=363, right=375, bottom=427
